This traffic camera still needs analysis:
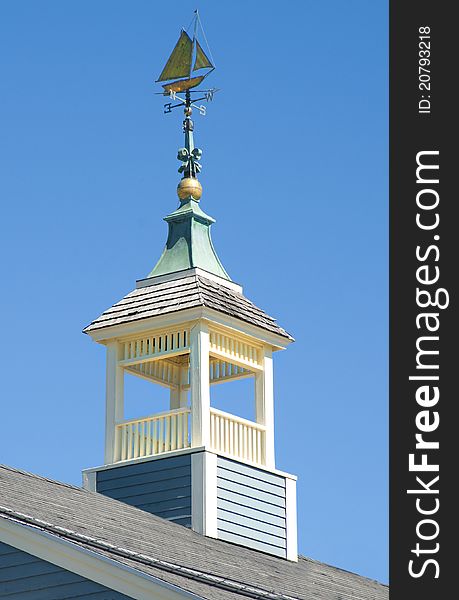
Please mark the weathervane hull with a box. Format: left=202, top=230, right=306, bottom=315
left=162, top=76, right=205, bottom=94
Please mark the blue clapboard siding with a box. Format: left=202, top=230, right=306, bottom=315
left=0, top=541, right=131, bottom=599
left=216, top=457, right=287, bottom=558
left=95, top=454, right=192, bottom=527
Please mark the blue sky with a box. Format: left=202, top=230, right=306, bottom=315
left=0, top=0, right=388, bottom=583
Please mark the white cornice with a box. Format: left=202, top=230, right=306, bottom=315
left=86, top=307, right=292, bottom=350
left=82, top=447, right=297, bottom=482
left=86, top=309, right=203, bottom=343
left=202, top=308, right=293, bottom=350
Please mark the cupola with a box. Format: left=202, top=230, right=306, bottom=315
left=82, top=13, right=298, bottom=562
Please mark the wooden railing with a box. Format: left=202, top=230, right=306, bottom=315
left=209, top=327, right=263, bottom=370
left=115, top=408, right=190, bottom=462
left=114, top=407, right=266, bottom=467
left=209, top=359, right=251, bottom=384
left=209, top=407, right=266, bottom=466
left=119, top=327, right=190, bottom=366
left=125, top=360, right=180, bottom=388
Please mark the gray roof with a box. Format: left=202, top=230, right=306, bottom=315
left=0, top=465, right=388, bottom=600
left=83, top=273, right=293, bottom=341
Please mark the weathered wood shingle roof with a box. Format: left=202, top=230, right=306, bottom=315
left=0, top=465, right=388, bottom=600
left=83, top=273, right=293, bottom=340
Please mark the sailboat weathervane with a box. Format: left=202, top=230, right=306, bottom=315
left=156, top=10, right=218, bottom=116
left=156, top=10, right=218, bottom=203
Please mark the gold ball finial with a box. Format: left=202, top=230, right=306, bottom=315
left=177, top=177, right=202, bottom=201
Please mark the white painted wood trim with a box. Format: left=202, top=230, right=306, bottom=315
left=135, top=267, right=243, bottom=294
left=208, top=350, right=263, bottom=373
left=82, top=445, right=296, bottom=479
left=119, top=348, right=190, bottom=368
left=82, top=470, right=96, bottom=492
left=0, top=517, right=202, bottom=600
left=179, top=364, right=190, bottom=408
left=210, top=407, right=266, bottom=431
left=87, top=310, right=203, bottom=343
left=203, top=309, right=292, bottom=350
left=115, top=322, right=196, bottom=345
left=189, top=322, right=210, bottom=448
left=136, top=268, right=196, bottom=289
left=191, top=452, right=204, bottom=535
left=255, top=346, right=275, bottom=469
left=170, top=386, right=180, bottom=410
left=206, top=449, right=265, bottom=471
left=86, top=306, right=291, bottom=351
left=204, top=452, right=218, bottom=538
left=117, top=407, right=190, bottom=426
left=171, top=364, right=189, bottom=409
left=82, top=446, right=207, bottom=475
left=105, top=342, right=124, bottom=465
left=285, top=477, right=298, bottom=562
left=191, top=451, right=217, bottom=538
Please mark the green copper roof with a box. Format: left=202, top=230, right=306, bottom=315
left=148, top=197, right=230, bottom=280
left=150, top=79, right=229, bottom=281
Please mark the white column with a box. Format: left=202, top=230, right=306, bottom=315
left=190, top=322, right=210, bottom=448
left=179, top=363, right=190, bottom=407
left=169, top=388, right=179, bottom=410
left=255, top=345, right=275, bottom=468
left=105, top=341, right=124, bottom=464
left=191, top=451, right=217, bottom=537
left=285, top=477, right=298, bottom=561
left=170, top=364, right=189, bottom=409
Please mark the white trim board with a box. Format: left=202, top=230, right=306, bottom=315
left=82, top=446, right=206, bottom=483
left=82, top=447, right=297, bottom=483
left=136, top=268, right=243, bottom=294
left=191, top=452, right=217, bottom=538
left=0, top=516, right=202, bottom=600
left=87, top=308, right=291, bottom=350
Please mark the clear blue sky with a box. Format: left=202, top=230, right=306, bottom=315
left=0, top=0, right=388, bottom=584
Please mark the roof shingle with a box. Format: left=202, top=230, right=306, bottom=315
left=83, top=274, right=293, bottom=341
left=0, top=465, right=387, bottom=600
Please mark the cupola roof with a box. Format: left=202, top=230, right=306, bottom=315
left=84, top=271, right=292, bottom=341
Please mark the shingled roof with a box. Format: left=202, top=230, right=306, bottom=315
left=0, top=465, right=387, bottom=600
left=83, top=273, right=293, bottom=341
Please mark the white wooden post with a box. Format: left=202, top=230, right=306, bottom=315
left=169, top=386, right=179, bottom=410
left=170, top=364, right=189, bottom=410
left=190, top=322, right=210, bottom=448
left=105, top=341, right=124, bottom=464
left=179, top=364, right=189, bottom=408
left=255, top=345, right=275, bottom=468
left=285, top=477, right=298, bottom=561
left=191, top=451, right=217, bottom=537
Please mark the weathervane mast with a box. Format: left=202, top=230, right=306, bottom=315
left=156, top=10, right=218, bottom=203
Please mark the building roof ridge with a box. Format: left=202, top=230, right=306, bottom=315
left=0, top=464, right=83, bottom=493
